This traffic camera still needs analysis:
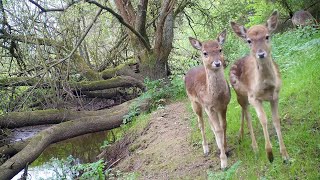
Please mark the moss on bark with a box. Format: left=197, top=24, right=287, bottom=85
left=73, top=54, right=101, bottom=81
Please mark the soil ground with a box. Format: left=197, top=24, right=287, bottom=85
left=111, top=101, right=232, bottom=179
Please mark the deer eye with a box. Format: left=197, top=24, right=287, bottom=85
left=219, top=49, right=222, bottom=52
left=247, top=39, right=252, bottom=44
left=266, top=35, right=270, bottom=40
left=203, top=52, right=208, bottom=56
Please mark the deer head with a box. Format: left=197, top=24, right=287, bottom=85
left=189, top=29, right=227, bottom=70
left=231, top=11, right=278, bottom=60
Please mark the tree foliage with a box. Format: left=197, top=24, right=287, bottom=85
left=0, top=0, right=319, bottom=178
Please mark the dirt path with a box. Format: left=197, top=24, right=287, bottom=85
left=113, top=101, right=223, bottom=179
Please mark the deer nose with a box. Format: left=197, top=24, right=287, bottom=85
left=213, top=60, right=221, bottom=67
left=257, top=51, right=266, bottom=59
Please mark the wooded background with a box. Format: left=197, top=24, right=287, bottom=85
left=0, top=0, right=319, bottom=179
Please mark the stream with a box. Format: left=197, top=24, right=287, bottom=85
left=6, top=125, right=109, bottom=180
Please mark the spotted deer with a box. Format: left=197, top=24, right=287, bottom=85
left=185, top=30, right=231, bottom=169
left=230, top=11, right=289, bottom=162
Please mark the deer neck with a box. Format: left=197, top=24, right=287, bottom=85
left=205, top=68, right=226, bottom=95
left=253, top=55, right=277, bottom=91
left=255, top=55, right=275, bottom=80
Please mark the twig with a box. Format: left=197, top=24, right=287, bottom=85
left=28, top=0, right=81, bottom=13
left=48, top=8, right=103, bottom=69
left=107, top=158, right=122, bottom=169
left=20, top=162, right=29, bottom=180
left=85, top=0, right=151, bottom=51
left=16, top=72, right=47, bottom=111
left=183, top=11, right=197, bottom=38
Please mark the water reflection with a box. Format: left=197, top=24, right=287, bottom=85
left=13, top=130, right=109, bottom=180
left=35, top=130, right=109, bottom=164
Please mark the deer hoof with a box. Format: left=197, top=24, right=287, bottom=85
left=267, top=150, right=274, bottom=163
left=203, top=144, right=209, bottom=156
left=237, top=132, right=243, bottom=144
left=282, top=155, right=290, bottom=164
left=221, top=167, right=228, bottom=171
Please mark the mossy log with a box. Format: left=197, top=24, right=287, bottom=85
left=81, top=88, right=119, bottom=98
left=0, top=140, right=29, bottom=158
left=0, top=97, right=150, bottom=179
left=0, top=76, right=144, bottom=92
left=72, top=54, right=101, bottom=81
left=100, top=63, right=143, bottom=81
left=0, top=90, right=143, bottom=129
left=71, top=76, right=145, bottom=92
left=0, top=109, right=96, bottom=128
left=0, top=77, right=42, bottom=88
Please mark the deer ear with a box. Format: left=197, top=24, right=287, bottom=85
left=266, top=10, right=279, bottom=33
left=189, top=37, right=202, bottom=50
left=230, top=21, right=247, bottom=40
left=217, top=29, right=227, bottom=45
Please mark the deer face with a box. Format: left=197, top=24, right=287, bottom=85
left=189, top=30, right=227, bottom=70
left=246, top=25, right=271, bottom=59
left=231, top=11, right=279, bottom=60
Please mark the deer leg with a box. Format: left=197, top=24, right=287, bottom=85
left=237, top=97, right=246, bottom=143
left=250, top=98, right=273, bottom=162
left=191, top=102, right=209, bottom=156
left=238, top=108, right=245, bottom=143
left=243, top=105, right=258, bottom=153
left=205, top=108, right=228, bottom=169
left=220, top=108, right=228, bottom=155
left=270, top=99, right=289, bottom=162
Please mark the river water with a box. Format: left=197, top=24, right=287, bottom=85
left=9, top=127, right=109, bottom=180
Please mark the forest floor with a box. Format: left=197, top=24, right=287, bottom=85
left=110, top=101, right=237, bottom=179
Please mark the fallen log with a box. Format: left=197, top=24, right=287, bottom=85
left=0, top=97, right=150, bottom=179
left=0, top=76, right=145, bottom=128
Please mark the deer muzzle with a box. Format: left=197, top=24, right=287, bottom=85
left=212, top=60, right=222, bottom=68
left=256, top=49, right=267, bottom=59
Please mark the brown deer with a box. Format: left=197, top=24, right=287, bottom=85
left=185, top=30, right=231, bottom=169
left=292, top=10, right=317, bottom=27
left=230, top=11, right=289, bottom=163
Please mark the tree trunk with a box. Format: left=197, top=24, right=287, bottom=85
left=0, top=140, right=29, bottom=158
left=0, top=97, right=150, bottom=179
left=139, top=52, right=169, bottom=80
left=114, top=0, right=175, bottom=80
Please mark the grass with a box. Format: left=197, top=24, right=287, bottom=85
left=111, top=27, right=320, bottom=179
left=187, top=27, right=320, bottom=179
left=94, top=27, right=319, bottom=179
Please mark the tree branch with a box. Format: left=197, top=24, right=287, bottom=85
left=85, top=0, right=151, bottom=51
left=47, top=8, right=103, bottom=70
left=174, top=0, right=190, bottom=18
left=154, top=0, right=175, bottom=55
left=28, top=0, right=81, bottom=13
left=0, top=33, right=65, bottom=49
left=135, top=0, right=149, bottom=40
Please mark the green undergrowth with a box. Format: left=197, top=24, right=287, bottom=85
left=188, top=27, right=320, bottom=179
left=113, top=27, right=320, bottom=179
left=63, top=27, right=319, bottom=179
